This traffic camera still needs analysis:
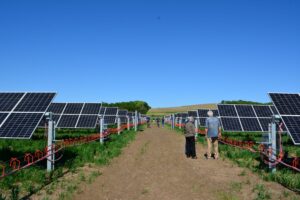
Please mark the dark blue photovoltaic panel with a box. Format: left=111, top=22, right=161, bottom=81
left=0, top=113, right=9, bottom=125
left=218, top=105, right=237, bottom=117
left=269, top=93, right=300, bottom=115
left=199, top=118, right=206, bottom=127
left=0, top=93, right=24, bottom=111
left=104, top=116, right=116, bottom=124
left=221, top=118, right=242, bottom=131
left=258, top=118, right=272, bottom=132
left=57, top=115, right=79, bottom=128
left=120, top=116, right=128, bottom=123
left=282, top=116, right=300, bottom=144
left=77, top=115, right=98, bottom=128
left=100, top=107, right=106, bottom=115
left=253, top=105, right=273, bottom=117
left=14, top=93, right=56, bottom=112
left=270, top=106, right=279, bottom=115
left=188, top=111, right=198, bottom=117
left=235, top=105, right=256, bottom=117
left=63, top=103, right=84, bottom=114
left=81, top=103, right=101, bottom=115
left=240, top=118, right=262, bottom=132
left=105, top=107, right=118, bottom=116
left=47, top=103, right=66, bottom=114
left=0, top=113, right=44, bottom=138
left=118, top=110, right=128, bottom=116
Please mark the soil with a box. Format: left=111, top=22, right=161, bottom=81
left=71, top=126, right=299, bottom=200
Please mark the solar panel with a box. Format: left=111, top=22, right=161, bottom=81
left=199, top=118, right=206, bottom=126
left=105, top=107, right=118, bottom=116
left=127, top=112, right=134, bottom=117
left=14, top=93, right=56, bottom=112
left=221, top=117, right=242, bottom=131
left=47, top=103, right=66, bottom=114
left=47, top=103, right=102, bottom=128
left=270, top=106, right=279, bottom=115
left=81, top=103, right=101, bottom=115
left=269, top=93, right=300, bottom=115
left=0, top=93, right=24, bottom=111
left=258, top=118, right=272, bottom=132
left=0, top=92, right=55, bottom=139
left=57, top=115, right=79, bottom=128
left=120, top=116, right=128, bottom=124
left=63, top=103, right=84, bottom=114
left=104, top=116, right=116, bottom=125
left=253, top=105, right=273, bottom=117
left=100, top=107, right=106, bottom=115
left=218, top=105, right=237, bottom=117
left=0, top=113, right=9, bottom=124
left=218, top=104, right=284, bottom=132
left=240, top=118, right=262, bottom=132
left=118, top=110, right=128, bottom=116
left=77, top=115, right=99, bottom=128
left=281, top=116, right=300, bottom=143
left=269, top=93, right=300, bottom=145
left=235, top=105, right=256, bottom=117
left=188, top=111, right=198, bottom=117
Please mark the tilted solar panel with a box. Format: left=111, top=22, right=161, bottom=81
left=235, top=105, right=256, bottom=117
left=77, top=115, right=99, bottom=128
left=218, top=105, right=237, bottom=117
left=63, top=103, right=84, bottom=114
left=0, top=92, right=56, bottom=139
left=269, top=93, right=300, bottom=145
left=0, top=93, right=24, bottom=111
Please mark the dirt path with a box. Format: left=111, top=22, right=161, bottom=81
left=74, top=127, right=298, bottom=200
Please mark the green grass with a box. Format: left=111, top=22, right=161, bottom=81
left=0, top=127, right=139, bottom=199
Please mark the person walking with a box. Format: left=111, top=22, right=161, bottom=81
left=161, top=117, right=165, bottom=128
left=184, top=117, right=197, bottom=159
left=156, top=117, right=160, bottom=128
left=205, top=110, right=221, bottom=159
left=146, top=117, right=151, bottom=128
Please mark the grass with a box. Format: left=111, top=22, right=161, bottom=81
left=0, top=126, right=140, bottom=199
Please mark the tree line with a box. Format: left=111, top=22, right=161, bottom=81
left=102, top=101, right=151, bottom=114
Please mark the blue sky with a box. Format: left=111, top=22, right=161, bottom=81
left=0, top=0, right=299, bottom=108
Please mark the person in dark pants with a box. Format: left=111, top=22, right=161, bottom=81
left=156, top=117, right=160, bottom=127
left=184, top=117, right=197, bottom=159
left=161, top=117, right=165, bottom=128
left=146, top=117, right=151, bottom=128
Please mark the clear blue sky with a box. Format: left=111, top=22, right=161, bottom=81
left=0, top=0, right=299, bottom=108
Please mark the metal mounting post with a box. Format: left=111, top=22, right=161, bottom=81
left=171, top=114, right=175, bottom=129
left=179, top=117, right=182, bottom=129
left=195, top=118, right=199, bottom=138
left=117, top=117, right=121, bottom=135
left=100, top=117, right=104, bottom=144
left=127, top=116, right=130, bottom=130
left=46, top=112, right=55, bottom=172
left=135, top=111, right=138, bottom=131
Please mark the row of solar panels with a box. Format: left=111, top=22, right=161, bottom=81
left=0, top=92, right=138, bottom=139
left=174, top=93, right=300, bottom=145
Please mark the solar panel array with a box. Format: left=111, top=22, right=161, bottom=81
left=103, top=107, right=118, bottom=125
left=118, top=109, right=128, bottom=123
left=0, top=92, right=56, bottom=139
left=41, top=103, right=102, bottom=128
left=217, top=104, right=279, bottom=132
left=197, top=109, right=219, bottom=127
left=269, top=93, right=300, bottom=145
